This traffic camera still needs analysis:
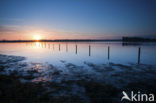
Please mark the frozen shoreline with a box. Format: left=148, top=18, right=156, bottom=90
left=0, top=54, right=156, bottom=103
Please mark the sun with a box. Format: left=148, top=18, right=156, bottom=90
left=33, top=35, right=41, bottom=40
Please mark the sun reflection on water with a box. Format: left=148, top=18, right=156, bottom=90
left=35, top=42, right=40, bottom=48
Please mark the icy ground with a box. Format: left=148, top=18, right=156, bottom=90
left=0, top=54, right=156, bottom=103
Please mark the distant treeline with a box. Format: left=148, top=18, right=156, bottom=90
left=0, top=39, right=121, bottom=42
left=122, top=37, right=156, bottom=42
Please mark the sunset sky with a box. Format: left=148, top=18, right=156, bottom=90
left=0, top=0, right=156, bottom=40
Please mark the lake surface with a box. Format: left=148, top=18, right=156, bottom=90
left=0, top=42, right=156, bottom=66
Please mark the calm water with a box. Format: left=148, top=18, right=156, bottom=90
left=0, top=42, right=156, bottom=65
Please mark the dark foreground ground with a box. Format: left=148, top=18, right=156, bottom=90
left=0, top=54, right=156, bottom=103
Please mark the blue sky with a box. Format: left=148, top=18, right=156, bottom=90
left=0, top=0, right=156, bottom=40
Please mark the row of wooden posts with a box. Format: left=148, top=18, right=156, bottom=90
left=27, top=43, right=141, bottom=64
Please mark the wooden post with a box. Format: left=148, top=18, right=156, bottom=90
left=53, top=44, right=54, bottom=50
left=59, top=44, right=60, bottom=51
left=76, top=45, right=77, bottom=54
left=138, top=47, right=141, bottom=64
left=48, top=44, right=50, bottom=49
left=41, top=43, right=43, bottom=48
left=44, top=43, right=46, bottom=48
left=108, top=46, right=110, bottom=60
left=66, top=43, right=68, bottom=52
left=89, top=45, right=91, bottom=56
